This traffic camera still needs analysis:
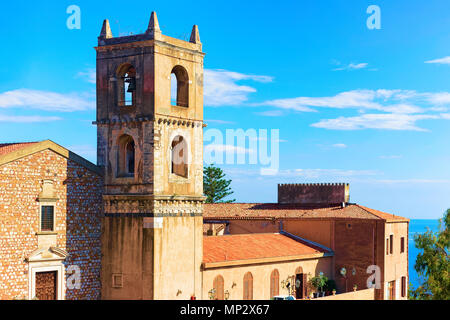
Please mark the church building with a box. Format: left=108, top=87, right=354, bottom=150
left=0, top=12, right=409, bottom=300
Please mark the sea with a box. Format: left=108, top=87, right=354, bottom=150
left=408, top=219, right=441, bottom=289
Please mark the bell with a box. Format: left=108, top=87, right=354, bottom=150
left=125, top=77, right=136, bottom=92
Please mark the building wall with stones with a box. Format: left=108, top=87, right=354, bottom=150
left=0, top=147, right=102, bottom=300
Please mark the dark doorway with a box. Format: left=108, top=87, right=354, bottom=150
left=295, top=273, right=307, bottom=299
left=35, top=271, right=57, bottom=300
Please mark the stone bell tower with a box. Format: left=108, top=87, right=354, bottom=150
left=94, top=12, right=205, bottom=300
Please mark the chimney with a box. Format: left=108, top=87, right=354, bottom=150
left=277, top=183, right=350, bottom=205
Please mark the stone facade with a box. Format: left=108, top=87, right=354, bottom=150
left=0, top=143, right=102, bottom=300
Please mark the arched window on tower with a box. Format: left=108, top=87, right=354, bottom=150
left=118, top=135, right=135, bottom=177
left=170, top=65, right=189, bottom=107
left=117, top=64, right=136, bottom=107
left=126, top=140, right=135, bottom=174
left=171, top=135, right=188, bottom=178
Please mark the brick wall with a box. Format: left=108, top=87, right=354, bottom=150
left=278, top=183, right=349, bottom=204
left=0, top=149, right=102, bottom=300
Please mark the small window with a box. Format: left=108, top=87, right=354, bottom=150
left=213, top=275, right=224, bottom=300
left=171, top=136, right=188, bottom=178
left=400, top=237, right=405, bottom=253
left=170, top=65, right=189, bottom=107
left=390, top=234, right=394, bottom=254
left=386, top=238, right=389, bottom=255
left=243, top=272, right=253, bottom=300
left=401, top=276, right=406, bottom=297
left=112, top=273, right=123, bottom=288
left=41, top=206, right=54, bottom=232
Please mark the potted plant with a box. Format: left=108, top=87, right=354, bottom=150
left=353, top=284, right=358, bottom=292
left=332, top=289, right=337, bottom=296
left=310, top=272, right=328, bottom=298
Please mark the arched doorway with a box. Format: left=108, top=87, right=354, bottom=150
left=295, top=266, right=307, bottom=299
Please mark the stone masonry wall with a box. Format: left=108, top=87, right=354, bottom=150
left=0, top=149, right=102, bottom=300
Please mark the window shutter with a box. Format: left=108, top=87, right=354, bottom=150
left=270, top=269, right=279, bottom=298
left=243, top=272, right=253, bottom=300
left=41, top=206, right=54, bottom=232
left=213, top=275, right=224, bottom=300
left=401, top=276, right=406, bottom=297
left=390, top=235, right=394, bottom=254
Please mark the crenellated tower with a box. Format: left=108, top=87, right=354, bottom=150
left=94, top=12, right=205, bottom=299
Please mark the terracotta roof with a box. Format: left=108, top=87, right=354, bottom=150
left=355, top=205, right=409, bottom=222
left=203, top=233, right=330, bottom=264
left=0, top=142, right=38, bottom=156
left=203, top=203, right=408, bottom=222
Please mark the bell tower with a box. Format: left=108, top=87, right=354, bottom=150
left=95, top=12, right=205, bottom=300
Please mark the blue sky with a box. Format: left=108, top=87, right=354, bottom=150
left=1, top=0, right=450, bottom=219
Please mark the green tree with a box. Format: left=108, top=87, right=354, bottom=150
left=203, top=164, right=235, bottom=203
left=409, top=209, right=449, bottom=300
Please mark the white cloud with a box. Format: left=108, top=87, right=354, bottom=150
left=426, top=92, right=450, bottom=105
left=225, top=167, right=377, bottom=179
left=249, top=136, right=287, bottom=143
left=0, top=89, right=94, bottom=112
left=255, top=110, right=285, bottom=117
left=204, top=143, right=254, bottom=155
left=311, top=113, right=438, bottom=131
left=0, top=114, right=62, bottom=123
left=332, top=143, right=347, bottom=148
left=333, top=62, right=369, bottom=71
left=76, top=68, right=96, bottom=84
left=204, top=69, right=273, bottom=106
left=425, top=56, right=450, bottom=65
left=261, top=90, right=431, bottom=114
left=369, top=179, right=450, bottom=184
left=259, top=89, right=450, bottom=131
left=205, top=119, right=236, bottom=125
left=262, top=90, right=379, bottom=112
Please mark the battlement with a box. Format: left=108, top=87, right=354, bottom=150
left=97, top=12, right=202, bottom=52
left=278, top=183, right=350, bottom=205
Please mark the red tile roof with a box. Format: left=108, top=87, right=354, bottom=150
left=203, top=203, right=408, bottom=222
left=0, top=142, right=38, bottom=156
left=203, top=233, right=329, bottom=264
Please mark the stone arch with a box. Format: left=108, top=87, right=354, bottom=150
left=170, top=65, right=189, bottom=107
left=116, top=63, right=136, bottom=106
left=171, top=135, right=188, bottom=178
left=117, top=134, right=135, bottom=177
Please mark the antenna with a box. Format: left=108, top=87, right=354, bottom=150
left=114, top=20, right=120, bottom=37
